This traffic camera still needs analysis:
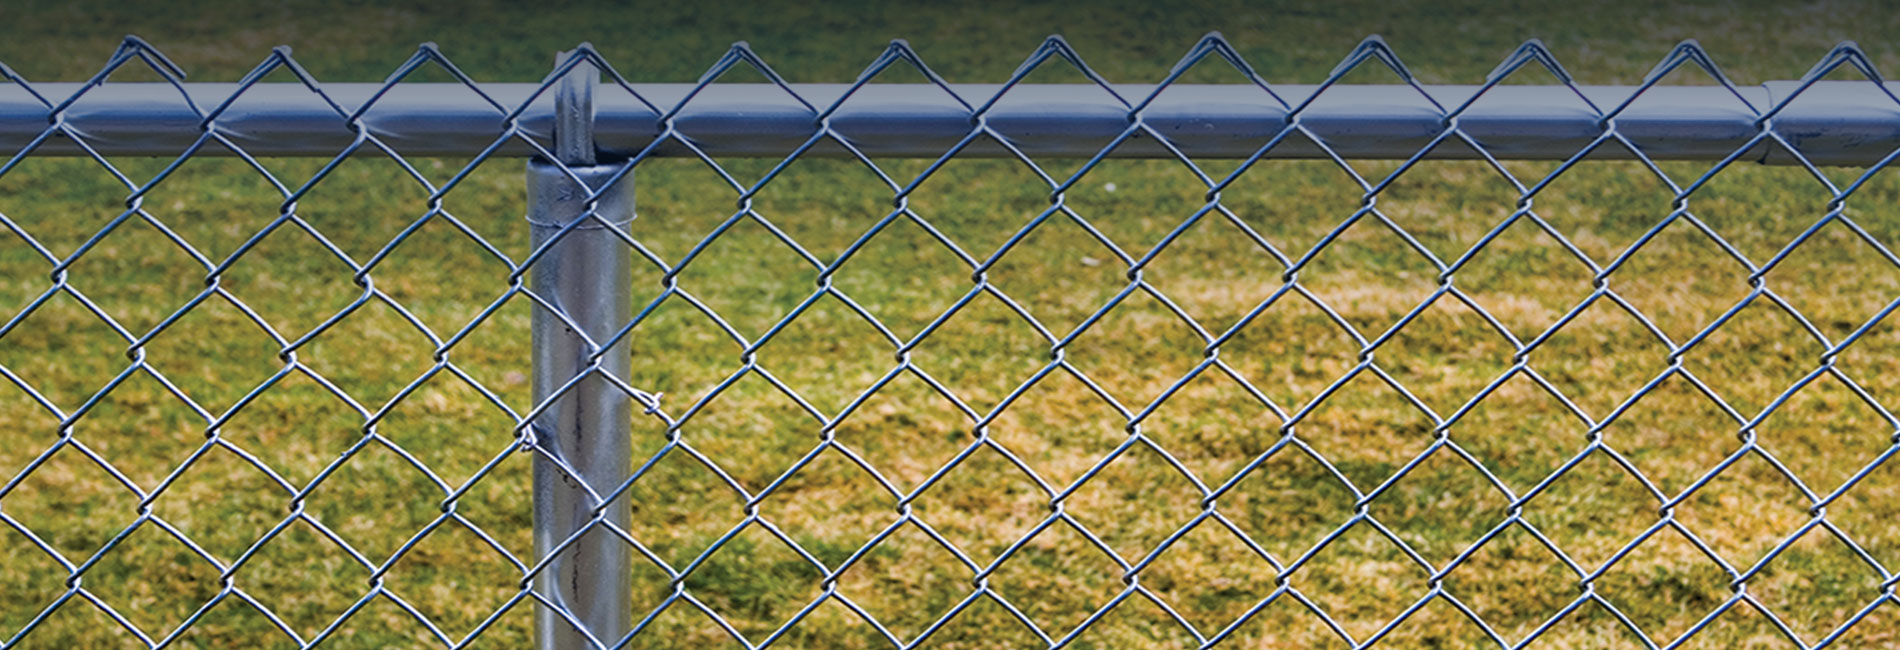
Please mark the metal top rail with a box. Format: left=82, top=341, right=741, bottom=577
left=2, top=81, right=1898, bottom=165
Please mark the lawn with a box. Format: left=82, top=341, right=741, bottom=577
left=4, top=0, right=1900, bottom=648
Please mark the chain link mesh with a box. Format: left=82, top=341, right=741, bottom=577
left=2, top=34, right=1900, bottom=648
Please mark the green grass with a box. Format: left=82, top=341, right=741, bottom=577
left=4, top=1, right=1900, bottom=648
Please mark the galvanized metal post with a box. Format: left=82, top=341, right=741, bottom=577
left=531, top=50, right=633, bottom=650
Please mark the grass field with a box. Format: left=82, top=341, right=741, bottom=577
left=5, top=1, right=1900, bottom=648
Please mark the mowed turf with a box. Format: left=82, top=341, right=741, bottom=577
left=5, top=1, right=1900, bottom=648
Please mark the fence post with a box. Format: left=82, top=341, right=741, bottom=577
left=530, top=51, right=633, bottom=650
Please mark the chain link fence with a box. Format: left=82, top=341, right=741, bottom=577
left=2, top=34, right=1900, bottom=648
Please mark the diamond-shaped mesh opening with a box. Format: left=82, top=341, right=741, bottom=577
left=1221, top=158, right=1368, bottom=261
left=163, top=597, right=309, bottom=650
left=1754, top=372, right=1896, bottom=495
left=0, top=155, right=171, bottom=261
left=57, top=215, right=209, bottom=339
left=676, top=371, right=823, bottom=492
left=904, top=156, right=1056, bottom=264
left=669, top=209, right=819, bottom=341
left=442, top=456, right=531, bottom=560
left=1517, top=600, right=1653, bottom=647
left=1217, top=592, right=1354, bottom=648
left=987, top=521, right=1123, bottom=639
left=623, top=438, right=745, bottom=558
left=215, top=217, right=366, bottom=342
left=1217, top=289, right=1361, bottom=410
left=1136, top=371, right=1280, bottom=483
left=833, top=523, right=973, bottom=642
left=1065, top=443, right=1202, bottom=560
left=1063, top=288, right=1207, bottom=411
left=1763, top=216, right=1900, bottom=341
left=1660, top=159, right=1834, bottom=266
left=1139, top=203, right=1285, bottom=334
left=986, top=209, right=1130, bottom=338
left=1439, top=524, right=1578, bottom=645
left=1137, top=519, right=1277, bottom=636
left=1287, top=370, right=1436, bottom=491
left=1297, top=211, right=1444, bottom=337
left=1454, top=213, right=1599, bottom=341
left=1610, top=216, right=1756, bottom=345
left=7, top=34, right=1900, bottom=649
left=1829, top=451, right=1900, bottom=570
left=301, top=443, right=444, bottom=564
left=985, top=369, right=1127, bottom=489
left=1672, top=453, right=1809, bottom=568
left=905, top=289, right=1049, bottom=413
left=56, top=370, right=206, bottom=492
left=1534, top=294, right=1675, bottom=419
left=1227, top=446, right=1357, bottom=563
left=364, top=211, right=517, bottom=338
left=1290, top=522, right=1430, bottom=642
left=1375, top=295, right=1517, bottom=416
left=622, top=295, right=739, bottom=408
left=754, top=449, right=893, bottom=568
left=1365, top=448, right=1511, bottom=567
left=743, top=156, right=897, bottom=263
left=295, top=297, right=437, bottom=411
left=679, top=524, right=824, bottom=642
left=1, top=447, right=141, bottom=561
left=292, top=153, right=439, bottom=267
left=0, top=524, right=69, bottom=643
left=315, top=592, right=441, bottom=648
left=1678, top=297, right=1819, bottom=416
left=909, top=443, right=1045, bottom=564
left=11, top=596, right=147, bottom=649
left=1449, top=372, right=1582, bottom=492
left=829, top=371, right=972, bottom=492
left=1369, top=596, right=1496, bottom=649
left=1059, top=594, right=1202, bottom=648
left=623, top=158, right=741, bottom=261
left=1527, top=158, right=1677, bottom=264
left=1521, top=450, right=1660, bottom=569
left=1594, top=526, right=1732, bottom=643
left=828, top=222, right=976, bottom=344
left=1669, top=602, right=1794, bottom=649
left=906, top=594, right=1047, bottom=649
left=125, top=153, right=293, bottom=261
left=752, top=294, right=896, bottom=416
left=1061, top=158, right=1208, bottom=260
left=1748, top=526, right=1885, bottom=643
left=144, top=445, right=286, bottom=564
left=0, top=290, right=131, bottom=411
left=382, top=519, right=522, bottom=643
left=77, top=521, right=223, bottom=642
left=375, top=372, right=519, bottom=487
left=138, top=295, right=283, bottom=414
left=441, top=294, right=535, bottom=412
left=1370, top=159, right=1521, bottom=264
left=1602, top=373, right=1745, bottom=494
left=214, top=370, right=365, bottom=487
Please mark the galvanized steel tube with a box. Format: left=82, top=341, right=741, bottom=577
left=527, top=157, right=633, bottom=650
left=4, top=82, right=1900, bottom=165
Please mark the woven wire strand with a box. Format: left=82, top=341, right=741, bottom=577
left=0, top=35, right=1895, bottom=649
